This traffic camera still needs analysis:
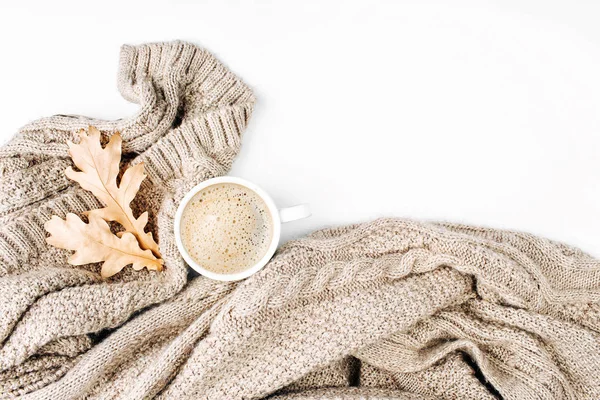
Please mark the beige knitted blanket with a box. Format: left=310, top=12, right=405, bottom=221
left=1, top=42, right=600, bottom=400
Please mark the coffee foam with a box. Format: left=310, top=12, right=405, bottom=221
left=180, top=183, right=274, bottom=274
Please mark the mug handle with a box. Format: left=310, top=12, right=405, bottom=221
left=279, top=204, right=311, bottom=223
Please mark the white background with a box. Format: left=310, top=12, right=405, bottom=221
left=1, top=0, right=599, bottom=256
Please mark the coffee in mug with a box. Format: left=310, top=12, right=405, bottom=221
left=179, top=183, right=273, bottom=275
left=174, top=177, right=310, bottom=281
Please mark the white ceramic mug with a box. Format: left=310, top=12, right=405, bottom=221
left=174, top=176, right=311, bottom=281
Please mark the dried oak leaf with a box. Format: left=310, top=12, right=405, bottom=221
left=45, top=213, right=163, bottom=278
left=65, top=126, right=161, bottom=257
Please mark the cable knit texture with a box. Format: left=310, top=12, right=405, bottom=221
left=2, top=42, right=600, bottom=400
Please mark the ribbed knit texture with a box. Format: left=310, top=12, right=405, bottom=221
left=2, top=42, right=600, bottom=400
left=0, top=41, right=254, bottom=397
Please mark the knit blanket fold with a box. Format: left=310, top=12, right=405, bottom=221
left=0, top=41, right=254, bottom=397
left=2, top=42, right=600, bottom=400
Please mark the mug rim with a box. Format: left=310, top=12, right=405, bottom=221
left=174, top=176, right=281, bottom=281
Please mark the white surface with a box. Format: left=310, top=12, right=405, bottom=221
left=1, top=0, right=599, bottom=255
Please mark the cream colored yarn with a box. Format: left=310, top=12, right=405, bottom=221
left=2, top=42, right=600, bottom=400
left=0, top=41, right=254, bottom=397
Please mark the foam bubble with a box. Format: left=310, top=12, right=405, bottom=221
left=180, top=183, right=274, bottom=274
